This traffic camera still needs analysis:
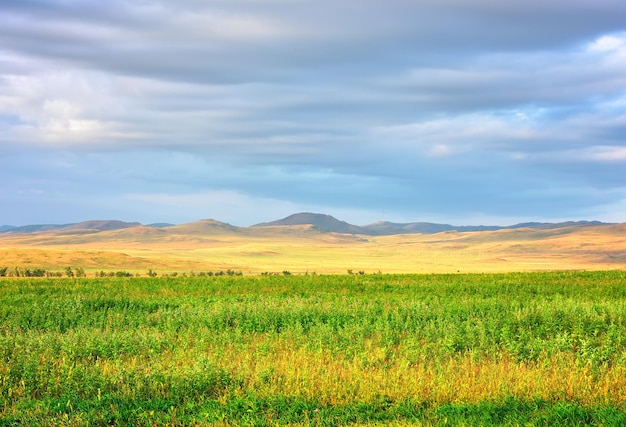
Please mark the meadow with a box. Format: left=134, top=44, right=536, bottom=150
left=1, top=271, right=626, bottom=426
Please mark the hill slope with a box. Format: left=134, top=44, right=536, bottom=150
left=253, top=213, right=366, bottom=234
left=165, top=219, right=240, bottom=235
left=1, top=224, right=73, bottom=233
left=62, top=220, right=142, bottom=232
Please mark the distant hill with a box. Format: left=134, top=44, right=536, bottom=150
left=166, top=219, right=240, bottom=235
left=0, top=220, right=141, bottom=234
left=363, top=221, right=476, bottom=236
left=0, top=223, right=74, bottom=233
left=506, top=221, right=607, bottom=230
left=62, top=220, right=142, bottom=232
left=147, top=223, right=175, bottom=228
left=254, top=213, right=614, bottom=236
left=254, top=213, right=365, bottom=234
left=360, top=220, right=609, bottom=235
left=0, top=214, right=615, bottom=237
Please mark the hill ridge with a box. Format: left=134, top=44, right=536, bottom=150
left=253, top=212, right=365, bottom=234
left=0, top=214, right=616, bottom=236
left=62, top=220, right=142, bottom=232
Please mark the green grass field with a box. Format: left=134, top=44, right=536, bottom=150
left=1, top=272, right=626, bottom=426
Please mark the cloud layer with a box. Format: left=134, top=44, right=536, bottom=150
left=1, top=1, right=626, bottom=225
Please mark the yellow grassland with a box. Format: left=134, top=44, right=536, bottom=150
left=0, top=223, right=625, bottom=274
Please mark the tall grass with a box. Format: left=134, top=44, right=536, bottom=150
left=1, top=271, right=625, bottom=425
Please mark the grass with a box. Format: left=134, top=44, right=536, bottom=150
left=1, top=271, right=626, bottom=425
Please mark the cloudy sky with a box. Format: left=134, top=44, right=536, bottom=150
left=2, top=0, right=626, bottom=226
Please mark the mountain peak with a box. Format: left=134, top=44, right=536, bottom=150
left=253, top=212, right=365, bottom=234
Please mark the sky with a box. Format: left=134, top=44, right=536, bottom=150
left=1, top=0, right=626, bottom=227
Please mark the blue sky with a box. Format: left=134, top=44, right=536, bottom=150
left=1, top=0, right=626, bottom=226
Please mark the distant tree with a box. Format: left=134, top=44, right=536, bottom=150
left=115, top=271, right=132, bottom=277
left=32, top=268, right=46, bottom=277
left=0, top=266, right=7, bottom=277
left=283, top=270, right=292, bottom=276
left=147, top=269, right=157, bottom=277
left=65, top=267, right=74, bottom=277
left=74, top=267, right=85, bottom=277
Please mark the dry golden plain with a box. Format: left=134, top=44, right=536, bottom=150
left=1, top=220, right=625, bottom=275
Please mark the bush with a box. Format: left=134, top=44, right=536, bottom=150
left=115, top=271, right=132, bottom=277
left=31, top=268, right=47, bottom=277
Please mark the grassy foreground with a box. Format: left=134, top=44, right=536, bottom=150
left=1, top=272, right=626, bottom=426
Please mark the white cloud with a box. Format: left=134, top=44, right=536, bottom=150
left=370, top=113, right=544, bottom=157
left=168, top=10, right=298, bottom=42
left=560, top=146, right=626, bottom=163
left=588, top=33, right=626, bottom=52
left=0, top=68, right=132, bottom=145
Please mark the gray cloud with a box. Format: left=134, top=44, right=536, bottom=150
left=1, top=1, right=626, bottom=225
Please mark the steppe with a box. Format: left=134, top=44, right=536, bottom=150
left=3, top=215, right=626, bottom=425
left=1, top=216, right=625, bottom=275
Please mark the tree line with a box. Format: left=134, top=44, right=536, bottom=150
left=0, top=266, right=244, bottom=278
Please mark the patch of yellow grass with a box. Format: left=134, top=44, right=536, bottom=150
left=204, top=339, right=626, bottom=407
left=0, top=223, right=625, bottom=274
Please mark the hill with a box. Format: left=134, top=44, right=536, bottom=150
left=359, top=220, right=608, bottom=235
left=1, top=213, right=614, bottom=237
left=61, top=220, right=142, bottom=232
left=166, top=219, right=240, bottom=235
left=0, top=214, right=623, bottom=274
left=253, top=213, right=613, bottom=236
left=253, top=213, right=366, bottom=234
left=361, top=221, right=497, bottom=235
left=0, top=220, right=141, bottom=234
left=1, top=223, right=74, bottom=233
